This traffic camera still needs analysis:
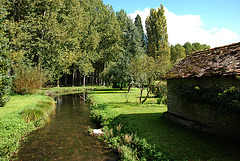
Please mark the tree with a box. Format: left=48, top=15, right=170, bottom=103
left=170, top=44, right=186, bottom=65
left=5, top=0, right=65, bottom=86
left=183, top=42, right=192, bottom=56
left=93, top=3, right=122, bottom=85
left=134, top=14, right=145, bottom=48
left=130, top=55, right=158, bottom=103
left=104, top=10, right=144, bottom=89
left=0, top=3, right=11, bottom=106
left=183, top=42, right=210, bottom=55
left=146, top=4, right=170, bottom=63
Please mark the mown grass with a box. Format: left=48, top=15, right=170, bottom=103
left=89, top=88, right=240, bottom=160
left=0, top=95, right=55, bottom=160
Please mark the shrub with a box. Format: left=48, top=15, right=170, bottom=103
left=151, top=81, right=167, bottom=105
left=179, top=85, right=240, bottom=114
left=101, top=126, right=168, bottom=161
left=12, top=63, right=51, bottom=95
left=156, top=93, right=167, bottom=105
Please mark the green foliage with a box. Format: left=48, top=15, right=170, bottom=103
left=103, top=10, right=144, bottom=88
left=130, top=55, right=162, bottom=103
left=0, top=2, right=11, bottom=107
left=134, top=14, right=145, bottom=49
left=0, top=113, right=36, bottom=160
left=183, top=42, right=210, bottom=55
left=0, top=95, right=55, bottom=160
left=170, top=44, right=186, bottom=65
left=89, top=89, right=168, bottom=160
left=146, top=5, right=170, bottom=62
left=179, top=85, right=240, bottom=114
left=101, top=125, right=167, bottom=161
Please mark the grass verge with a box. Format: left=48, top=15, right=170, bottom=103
left=0, top=95, right=55, bottom=160
left=38, top=85, right=107, bottom=96
left=89, top=88, right=240, bottom=160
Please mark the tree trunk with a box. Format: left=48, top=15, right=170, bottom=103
left=139, top=87, right=144, bottom=103
left=141, top=88, right=151, bottom=104
left=99, top=73, right=101, bottom=85
left=128, top=85, right=131, bottom=93
left=72, top=70, right=75, bottom=87
left=64, top=75, right=67, bottom=86
left=83, top=74, right=86, bottom=88
left=141, top=80, right=152, bottom=104
left=120, top=83, right=123, bottom=90
left=57, top=79, right=60, bottom=88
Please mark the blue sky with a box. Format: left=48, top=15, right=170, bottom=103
left=102, top=0, right=240, bottom=47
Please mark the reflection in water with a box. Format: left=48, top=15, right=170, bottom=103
left=16, top=93, right=118, bottom=161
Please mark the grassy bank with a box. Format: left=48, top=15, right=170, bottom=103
left=0, top=95, right=55, bottom=160
left=89, top=88, right=240, bottom=160
left=38, top=86, right=107, bottom=96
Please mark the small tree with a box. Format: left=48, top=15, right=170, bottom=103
left=130, top=55, right=157, bottom=103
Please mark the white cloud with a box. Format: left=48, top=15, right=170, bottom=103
left=128, top=7, right=239, bottom=47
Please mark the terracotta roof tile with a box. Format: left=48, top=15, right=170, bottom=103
left=166, top=42, right=240, bottom=79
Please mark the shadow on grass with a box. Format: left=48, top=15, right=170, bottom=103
left=108, top=112, right=240, bottom=160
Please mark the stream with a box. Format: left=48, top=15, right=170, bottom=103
left=16, top=93, right=118, bottom=161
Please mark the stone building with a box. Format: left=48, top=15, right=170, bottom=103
left=164, top=42, right=240, bottom=140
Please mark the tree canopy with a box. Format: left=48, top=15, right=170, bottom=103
left=1, top=1, right=211, bottom=103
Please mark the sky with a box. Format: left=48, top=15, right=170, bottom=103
left=102, top=0, right=240, bottom=48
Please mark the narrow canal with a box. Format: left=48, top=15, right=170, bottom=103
left=16, top=93, right=118, bottom=161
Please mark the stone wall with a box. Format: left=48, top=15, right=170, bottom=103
left=166, top=75, right=240, bottom=140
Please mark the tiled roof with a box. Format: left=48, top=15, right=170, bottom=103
left=166, top=42, right=240, bottom=79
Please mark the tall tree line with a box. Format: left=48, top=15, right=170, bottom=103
left=3, top=0, right=124, bottom=87
left=0, top=1, right=211, bottom=99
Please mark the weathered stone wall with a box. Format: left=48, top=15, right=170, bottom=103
left=166, top=75, right=240, bottom=140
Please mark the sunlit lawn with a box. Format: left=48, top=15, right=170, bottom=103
left=0, top=95, right=47, bottom=117
left=90, top=87, right=240, bottom=160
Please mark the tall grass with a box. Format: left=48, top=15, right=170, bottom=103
left=0, top=95, right=55, bottom=160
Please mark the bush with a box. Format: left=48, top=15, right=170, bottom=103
left=13, top=63, right=51, bottom=95
left=151, top=81, right=167, bottom=100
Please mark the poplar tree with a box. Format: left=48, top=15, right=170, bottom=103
left=134, top=14, right=145, bottom=48
left=145, top=4, right=170, bottom=72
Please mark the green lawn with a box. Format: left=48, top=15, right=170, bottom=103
left=89, top=88, right=240, bottom=160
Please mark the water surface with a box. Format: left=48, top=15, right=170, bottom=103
left=17, top=93, right=118, bottom=161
